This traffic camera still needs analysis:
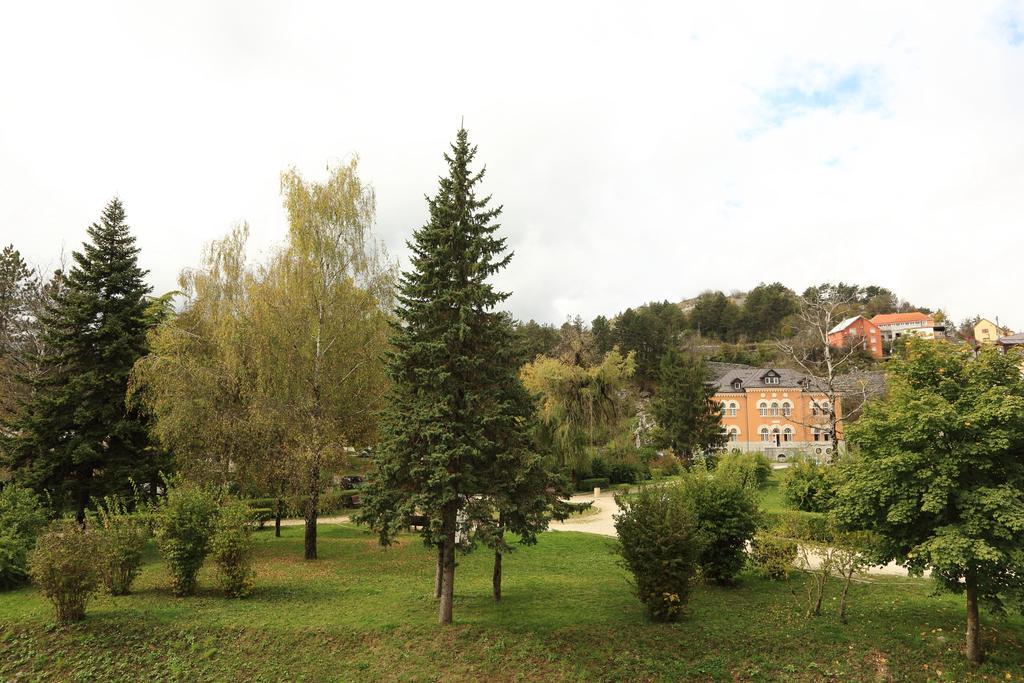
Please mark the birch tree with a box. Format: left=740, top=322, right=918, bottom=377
left=248, top=160, right=393, bottom=560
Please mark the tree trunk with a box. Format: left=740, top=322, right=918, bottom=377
left=811, top=572, right=826, bottom=617
left=492, top=549, right=502, bottom=601
left=304, top=468, right=319, bottom=560
left=438, top=505, right=457, bottom=625
left=492, top=519, right=505, bottom=601
left=434, top=543, right=444, bottom=599
left=274, top=497, right=283, bottom=538
left=838, top=567, right=854, bottom=623
left=965, top=577, right=982, bottom=664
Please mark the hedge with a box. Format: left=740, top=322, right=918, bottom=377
left=245, top=490, right=361, bottom=519
left=577, top=478, right=610, bottom=492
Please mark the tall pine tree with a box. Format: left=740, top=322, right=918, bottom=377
left=4, top=199, right=154, bottom=519
left=651, top=348, right=726, bottom=463
left=359, top=128, right=535, bottom=624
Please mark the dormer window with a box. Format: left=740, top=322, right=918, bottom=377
left=762, top=370, right=781, bottom=385
left=731, top=379, right=743, bottom=391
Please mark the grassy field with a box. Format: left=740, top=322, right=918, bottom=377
left=2, top=522, right=1023, bottom=681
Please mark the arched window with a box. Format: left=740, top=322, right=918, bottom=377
left=821, top=401, right=831, bottom=415
left=727, top=402, right=738, bottom=417
left=810, top=402, right=819, bottom=416
left=783, top=427, right=793, bottom=442
left=728, top=427, right=739, bottom=442
left=758, top=401, right=768, bottom=417
left=782, top=401, right=792, bottom=417
left=759, top=427, right=770, bottom=442
left=770, top=427, right=781, bottom=447
left=770, top=401, right=780, bottom=417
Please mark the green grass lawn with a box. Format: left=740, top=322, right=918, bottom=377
left=760, top=469, right=789, bottom=515
left=2, top=524, right=1022, bottom=681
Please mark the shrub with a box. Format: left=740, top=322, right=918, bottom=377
left=154, top=483, right=219, bottom=596
left=613, top=485, right=701, bottom=622
left=578, top=477, right=610, bottom=492
left=0, top=485, right=48, bottom=589
left=714, top=451, right=771, bottom=492
left=210, top=499, right=256, bottom=597
left=679, top=472, right=760, bottom=585
left=27, top=520, right=102, bottom=624
left=659, top=456, right=681, bottom=477
left=749, top=531, right=798, bottom=580
left=92, top=495, right=150, bottom=595
left=779, top=456, right=836, bottom=512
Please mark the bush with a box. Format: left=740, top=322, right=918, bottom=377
left=251, top=507, right=274, bottom=529
left=779, top=457, right=836, bottom=512
left=92, top=495, right=150, bottom=595
left=210, top=499, right=256, bottom=597
left=0, top=485, right=48, bottom=589
left=714, top=451, right=771, bottom=491
left=749, top=531, right=798, bottom=580
left=659, top=456, right=681, bottom=477
left=774, top=510, right=832, bottom=543
left=679, top=472, right=760, bottom=585
left=27, top=520, right=102, bottom=624
left=578, top=477, right=610, bottom=492
left=154, top=483, right=219, bottom=596
left=613, top=485, right=702, bottom=622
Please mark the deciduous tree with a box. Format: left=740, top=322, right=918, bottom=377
left=832, top=339, right=1024, bottom=664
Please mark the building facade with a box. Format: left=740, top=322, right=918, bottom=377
left=870, top=312, right=942, bottom=344
left=974, top=318, right=1010, bottom=345
left=709, top=363, right=842, bottom=462
left=827, top=315, right=883, bottom=358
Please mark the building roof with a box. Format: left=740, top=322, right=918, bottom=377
left=870, top=311, right=932, bottom=326
left=828, top=316, right=865, bottom=335
left=998, top=333, right=1024, bottom=346
left=706, top=362, right=827, bottom=392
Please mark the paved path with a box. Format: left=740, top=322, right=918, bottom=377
left=276, top=514, right=350, bottom=528
left=550, top=490, right=911, bottom=577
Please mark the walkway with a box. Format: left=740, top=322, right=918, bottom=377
left=550, top=489, right=911, bottom=577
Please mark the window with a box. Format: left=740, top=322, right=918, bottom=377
left=728, top=427, right=739, bottom=442
left=812, top=428, right=821, bottom=442
left=810, top=402, right=819, bottom=416
left=770, top=401, right=780, bottom=417
left=764, top=375, right=780, bottom=385
left=727, top=402, right=738, bottom=417
left=758, top=402, right=768, bottom=417
left=783, top=427, right=793, bottom=443
left=822, top=401, right=831, bottom=415
left=731, top=379, right=743, bottom=390
left=782, top=401, right=792, bottom=417
left=760, top=427, right=770, bottom=443
left=823, top=430, right=832, bottom=442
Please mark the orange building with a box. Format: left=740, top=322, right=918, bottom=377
left=709, top=363, right=842, bottom=462
left=827, top=315, right=883, bottom=358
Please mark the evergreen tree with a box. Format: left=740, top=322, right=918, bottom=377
left=0, top=245, right=39, bottom=429
left=651, top=348, right=725, bottom=462
left=590, top=315, right=613, bottom=356
left=4, top=199, right=153, bottom=519
left=358, top=128, right=535, bottom=624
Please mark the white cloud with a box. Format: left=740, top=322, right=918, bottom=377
left=1, top=1, right=1022, bottom=327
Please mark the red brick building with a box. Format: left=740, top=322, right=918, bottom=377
left=827, top=315, right=883, bottom=358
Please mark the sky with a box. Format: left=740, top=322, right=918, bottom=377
left=2, top=1, right=1023, bottom=328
